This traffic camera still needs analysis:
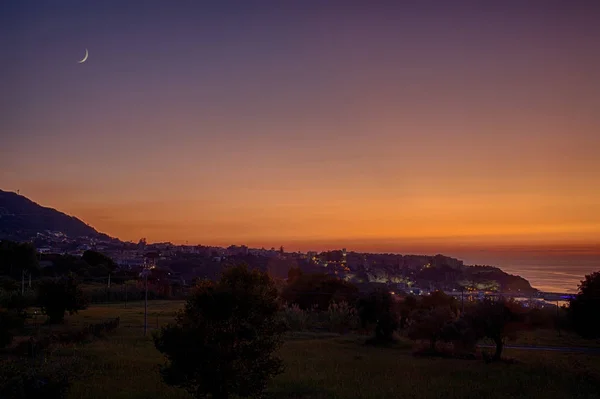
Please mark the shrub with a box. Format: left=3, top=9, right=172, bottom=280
left=0, top=308, right=25, bottom=348
left=37, top=276, right=89, bottom=324
left=0, top=357, right=71, bottom=399
left=327, top=301, right=359, bottom=333
left=280, top=303, right=310, bottom=331
left=408, top=306, right=456, bottom=351
left=154, top=265, right=286, bottom=399
left=11, top=317, right=121, bottom=358
left=0, top=276, right=19, bottom=291
left=281, top=273, right=359, bottom=310
left=0, top=289, right=36, bottom=310
left=441, top=317, right=479, bottom=355
left=357, top=289, right=399, bottom=343
left=0, top=290, right=30, bottom=349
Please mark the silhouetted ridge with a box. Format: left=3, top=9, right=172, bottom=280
left=0, top=189, right=110, bottom=240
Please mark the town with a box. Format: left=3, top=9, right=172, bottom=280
left=27, top=229, right=570, bottom=306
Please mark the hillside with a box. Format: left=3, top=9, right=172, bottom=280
left=0, top=189, right=110, bottom=241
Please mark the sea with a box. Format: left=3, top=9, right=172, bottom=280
left=449, top=251, right=600, bottom=294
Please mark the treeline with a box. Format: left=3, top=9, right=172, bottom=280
left=0, top=240, right=122, bottom=281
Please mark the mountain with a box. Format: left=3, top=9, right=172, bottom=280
left=0, top=189, right=110, bottom=241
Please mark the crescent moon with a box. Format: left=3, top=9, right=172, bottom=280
left=78, top=49, right=89, bottom=64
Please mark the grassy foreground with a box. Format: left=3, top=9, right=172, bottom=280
left=19, top=301, right=600, bottom=399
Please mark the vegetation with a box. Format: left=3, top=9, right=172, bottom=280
left=281, top=271, right=359, bottom=310
left=153, top=265, right=287, bottom=399
left=37, top=276, right=89, bottom=323
left=0, top=307, right=26, bottom=349
left=357, top=289, right=399, bottom=343
left=569, top=271, right=600, bottom=339
left=1, top=234, right=599, bottom=398
left=0, top=300, right=599, bottom=399
left=0, top=240, right=39, bottom=281
left=467, top=298, right=530, bottom=361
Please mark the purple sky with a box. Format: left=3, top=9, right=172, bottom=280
left=2, top=2, right=600, bottom=275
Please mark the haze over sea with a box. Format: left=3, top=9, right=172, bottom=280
left=452, top=251, right=599, bottom=293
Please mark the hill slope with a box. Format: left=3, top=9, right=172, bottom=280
left=0, top=189, right=109, bottom=240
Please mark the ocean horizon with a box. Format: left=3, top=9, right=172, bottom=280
left=455, top=252, right=599, bottom=293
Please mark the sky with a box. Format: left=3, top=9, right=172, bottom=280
left=2, top=1, right=600, bottom=264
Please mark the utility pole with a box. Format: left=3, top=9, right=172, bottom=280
left=21, top=270, right=25, bottom=295
left=140, top=264, right=151, bottom=336
left=105, top=273, right=111, bottom=304
left=557, top=300, right=561, bottom=337
left=124, top=282, right=128, bottom=309
left=144, top=273, right=148, bottom=336
left=461, top=288, right=464, bottom=313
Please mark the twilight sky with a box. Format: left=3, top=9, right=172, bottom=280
left=2, top=1, right=600, bottom=256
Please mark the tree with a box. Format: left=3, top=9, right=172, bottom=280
left=287, top=267, right=303, bottom=284
left=408, top=306, right=456, bottom=351
left=0, top=306, right=26, bottom=348
left=399, top=294, right=418, bottom=329
left=568, top=271, right=600, bottom=339
left=0, top=276, right=19, bottom=291
left=281, top=273, right=359, bottom=310
left=153, top=265, right=286, bottom=399
left=406, top=291, right=459, bottom=351
left=468, top=298, right=526, bottom=361
left=0, top=291, right=29, bottom=348
left=420, top=290, right=457, bottom=312
left=0, top=240, right=39, bottom=280
left=37, top=276, right=89, bottom=324
left=82, top=250, right=116, bottom=272
left=357, top=289, right=399, bottom=343
left=441, top=317, right=479, bottom=355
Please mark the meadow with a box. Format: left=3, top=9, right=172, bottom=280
left=10, top=300, right=600, bottom=399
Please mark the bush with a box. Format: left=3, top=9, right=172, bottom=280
left=441, top=317, right=479, bottom=355
left=280, top=303, right=310, bottom=331
left=357, top=289, right=399, bottom=343
left=0, top=358, right=71, bottom=399
left=327, top=301, right=359, bottom=333
left=281, top=273, right=359, bottom=311
left=0, top=308, right=25, bottom=348
left=0, top=276, right=19, bottom=291
left=154, top=265, right=286, bottom=399
left=0, top=290, right=30, bottom=349
left=11, top=317, right=121, bottom=358
left=0, top=289, right=36, bottom=310
left=37, top=276, right=89, bottom=324
left=408, top=307, right=456, bottom=351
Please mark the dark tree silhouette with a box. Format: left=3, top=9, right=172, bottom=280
left=281, top=273, right=359, bottom=310
left=569, top=271, right=600, bottom=339
left=408, top=306, right=456, bottom=351
left=399, top=295, right=418, bottom=329
left=0, top=301, right=26, bottom=348
left=37, top=276, right=88, bottom=324
left=287, top=267, right=303, bottom=284
left=357, top=289, right=399, bottom=343
left=82, top=250, right=116, bottom=272
left=153, top=265, right=286, bottom=399
left=420, top=290, right=458, bottom=311
left=0, top=240, right=39, bottom=280
left=468, top=298, right=526, bottom=361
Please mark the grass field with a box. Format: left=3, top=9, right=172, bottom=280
left=14, top=301, right=600, bottom=399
